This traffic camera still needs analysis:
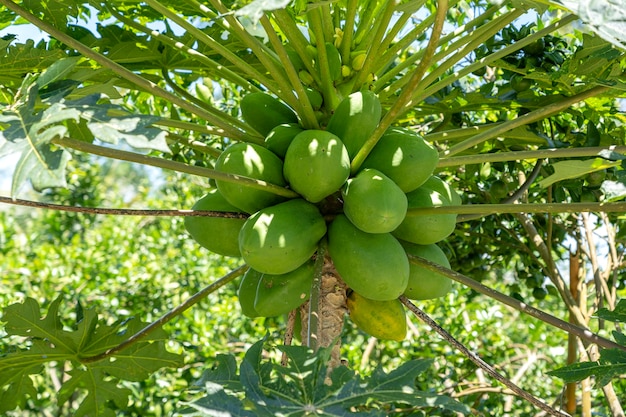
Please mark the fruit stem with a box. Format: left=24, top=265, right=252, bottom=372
left=306, top=239, right=328, bottom=350
left=339, top=0, right=359, bottom=64
left=52, top=137, right=300, bottom=198
left=259, top=16, right=320, bottom=129
left=350, top=0, right=448, bottom=174
left=308, top=8, right=340, bottom=111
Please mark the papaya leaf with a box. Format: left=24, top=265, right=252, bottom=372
left=538, top=158, right=620, bottom=188
left=548, top=348, right=626, bottom=387
left=0, top=72, right=169, bottom=197
left=596, top=299, right=626, bottom=322
left=0, top=297, right=183, bottom=416
left=177, top=339, right=469, bottom=416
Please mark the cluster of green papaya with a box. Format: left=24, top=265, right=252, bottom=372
left=184, top=90, right=461, bottom=341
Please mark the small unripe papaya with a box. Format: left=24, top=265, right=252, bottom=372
left=238, top=199, right=326, bottom=274
left=240, top=92, right=298, bottom=136
left=265, top=123, right=304, bottom=159
left=184, top=189, right=247, bottom=257
left=402, top=241, right=452, bottom=300
left=215, top=142, right=287, bottom=214
left=392, top=187, right=456, bottom=245
left=238, top=268, right=263, bottom=318
left=326, top=90, right=382, bottom=159
left=328, top=215, right=409, bottom=301
left=421, top=176, right=462, bottom=205
left=283, top=130, right=350, bottom=203
left=347, top=291, right=406, bottom=341
left=360, top=127, right=439, bottom=192
left=342, top=168, right=407, bottom=233
left=254, top=261, right=315, bottom=317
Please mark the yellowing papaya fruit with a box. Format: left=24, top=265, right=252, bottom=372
left=401, top=241, right=452, bottom=300
left=240, top=92, right=298, bottom=136
left=265, top=123, right=304, bottom=159
left=328, top=215, right=409, bottom=301
left=360, top=127, right=439, bottom=192
left=342, top=168, right=407, bottom=233
left=326, top=90, right=382, bottom=159
left=254, top=260, right=314, bottom=317
left=347, top=291, right=406, bottom=341
left=392, top=187, right=456, bottom=245
left=184, top=189, right=247, bottom=257
left=215, top=142, right=287, bottom=214
left=283, top=130, right=350, bottom=203
left=421, top=175, right=462, bottom=205
left=238, top=268, right=263, bottom=318
left=238, top=199, right=326, bottom=274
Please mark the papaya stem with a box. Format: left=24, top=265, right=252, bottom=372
left=339, top=0, right=359, bottom=64
left=308, top=8, right=340, bottom=111
left=350, top=0, right=398, bottom=90
left=307, top=239, right=328, bottom=350
left=350, top=0, right=448, bottom=174
left=143, top=0, right=279, bottom=98
left=272, top=10, right=321, bottom=85
left=260, top=16, right=320, bottom=129
left=81, top=265, right=248, bottom=363
left=52, top=137, right=300, bottom=198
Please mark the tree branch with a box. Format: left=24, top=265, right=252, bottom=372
left=401, top=297, right=570, bottom=417
left=80, top=265, right=248, bottom=363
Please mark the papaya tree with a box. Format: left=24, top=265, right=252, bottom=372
left=1, top=0, right=626, bottom=415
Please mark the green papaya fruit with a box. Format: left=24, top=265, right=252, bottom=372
left=254, top=260, right=314, bottom=317
left=401, top=241, right=452, bottom=300
left=215, top=142, right=287, bottom=214
left=360, top=127, right=439, bottom=192
left=325, top=42, right=342, bottom=81
left=239, top=199, right=326, bottom=274
left=328, top=215, right=409, bottom=301
left=347, top=291, right=406, bottom=341
left=305, top=87, right=323, bottom=110
left=392, top=187, right=456, bottom=245
left=421, top=175, right=462, bottom=205
left=240, top=92, right=298, bottom=136
left=265, top=123, right=304, bottom=159
left=184, top=189, right=247, bottom=257
left=342, top=168, right=407, bottom=234
left=238, top=268, right=263, bottom=318
left=283, top=130, right=350, bottom=203
left=326, top=90, right=382, bottom=159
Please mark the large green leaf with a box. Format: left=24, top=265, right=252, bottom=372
left=0, top=297, right=183, bottom=416
left=0, top=69, right=169, bottom=197
left=556, top=1, right=626, bottom=51
left=178, top=339, right=469, bottom=416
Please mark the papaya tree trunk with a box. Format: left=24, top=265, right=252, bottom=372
left=300, top=255, right=348, bottom=374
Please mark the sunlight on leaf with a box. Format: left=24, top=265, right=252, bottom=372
left=538, top=158, right=620, bottom=188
